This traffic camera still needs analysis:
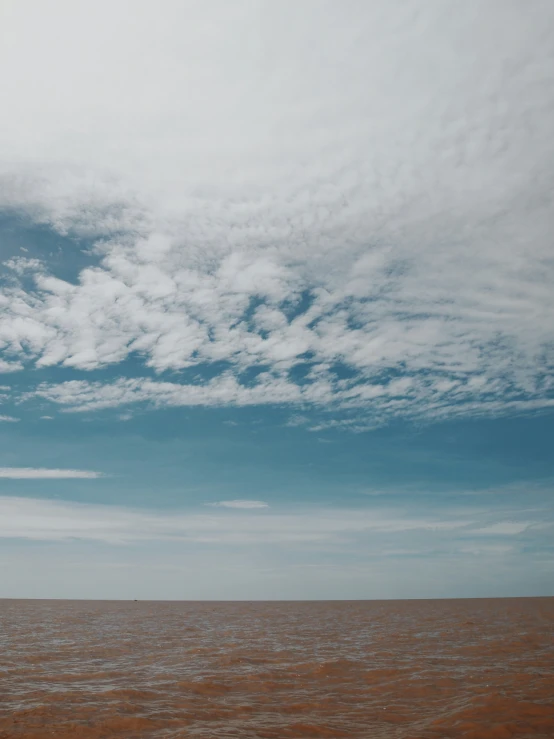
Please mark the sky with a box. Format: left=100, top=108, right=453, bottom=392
left=0, top=0, right=553, bottom=600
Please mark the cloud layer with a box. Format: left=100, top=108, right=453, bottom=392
left=1, top=1, right=553, bottom=424
left=0, top=495, right=546, bottom=547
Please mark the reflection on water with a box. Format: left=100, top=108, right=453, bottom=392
left=0, top=598, right=553, bottom=738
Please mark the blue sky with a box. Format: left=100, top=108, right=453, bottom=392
left=0, top=0, right=553, bottom=599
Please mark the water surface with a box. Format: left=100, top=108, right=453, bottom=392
left=0, top=598, right=553, bottom=737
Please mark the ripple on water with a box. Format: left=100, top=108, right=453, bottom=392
left=0, top=598, right=553, bottom=738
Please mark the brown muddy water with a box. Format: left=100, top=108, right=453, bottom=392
left=0, top=598, right=553, bottom=738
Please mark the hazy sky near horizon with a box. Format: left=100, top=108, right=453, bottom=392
left=0, top=0, right=553, bottom=599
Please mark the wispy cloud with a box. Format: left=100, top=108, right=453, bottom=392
left=207, top=500, right=269, bottom=509
left=0, top=497, right=461, bottom=544
left=472, top=522, right=533, bottom=536
left=0, top=496, right=548, bottom=548
left=0, top=415, right=19, bottom=423
left=0, top=468, right=103, bottom=479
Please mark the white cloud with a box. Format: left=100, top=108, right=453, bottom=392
left=0, top=496, right=550, bottom=555
left=24, top=373, right=554, bottom=427
left=459, top=545, right=515, bottom=556
left=472, top=522, right=532, bottom=536
left=0, top=360, right=24, bottom=373
left=0, top=415, right=19, bottom=422
left=3, top=257, right=44, bottom=275
left=0, top=1, right=553, bottom=423
left=207, top=500, right=269, bottom=509
left=0, top=496, right=472, bottom=545
left=0, top=467, right=103, bottom=479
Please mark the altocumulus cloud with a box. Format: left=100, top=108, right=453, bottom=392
left=0, top=1, right=553, bottom=426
